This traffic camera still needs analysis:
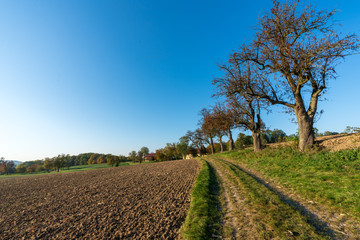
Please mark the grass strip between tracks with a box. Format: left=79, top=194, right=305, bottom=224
left=217, top=148, right=360, bottom=221
left=212, top=157, right=329, bottom=239
left=180, top=159, right=221, bottom=239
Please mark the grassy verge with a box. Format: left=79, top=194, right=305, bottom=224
left=212, top=157, right=328, bottom=239
left=217, top=147, right=360, bottom=221
left=0, top=161, right=155, bottom=179
left=180, top=159, right=222, bottom=239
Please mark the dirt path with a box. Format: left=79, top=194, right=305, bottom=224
left=220, top=156, right=360, bottom=240
left=206, top=156, right=335, bottom=239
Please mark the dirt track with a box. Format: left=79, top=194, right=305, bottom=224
left=0, top=160, right=199, bottom=239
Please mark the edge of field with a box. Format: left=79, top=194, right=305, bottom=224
left=179, top=145, right=360, bottom=239
left=179, top=159, right=222, bottom=240
left=0, top=161, right=155, bottom=179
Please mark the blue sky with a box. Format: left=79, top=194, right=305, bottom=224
left=0, top=0, right=359, bottom=161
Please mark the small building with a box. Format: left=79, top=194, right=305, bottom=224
left=145, top=153, right=156, bottom=161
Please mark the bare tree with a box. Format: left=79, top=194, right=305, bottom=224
left=234, top=0, right=359, bottom=151
left=212, top=103, right=236, bottom=151
left=199, top=108, right=216, bottom=154
left=186, top=129, right=207, bottom=156
left=214, top=60, right=267, bottom=152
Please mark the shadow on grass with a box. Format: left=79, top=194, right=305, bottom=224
left=222, top=159, right=338, bottom=239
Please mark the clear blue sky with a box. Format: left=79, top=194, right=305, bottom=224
left=1, top=0, right=359, bottom=161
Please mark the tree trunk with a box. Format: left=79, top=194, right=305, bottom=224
left=228, top=129, right=234, bottom=151
left=296, top=111, right=315, bottom=152
left=252, top=132, right=262, bottom=152
left=219, top=137, right=224, bottom=152
left=210, top=137, right=215, bottom=154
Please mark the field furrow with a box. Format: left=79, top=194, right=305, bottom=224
left=0, top=160, right=199, bottom=240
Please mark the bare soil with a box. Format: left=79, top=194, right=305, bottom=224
left=316, top=133, right=360, bottom=151
left=0, top=160, right=199, bottom=240
left=267, top=133, right=360, bottom=151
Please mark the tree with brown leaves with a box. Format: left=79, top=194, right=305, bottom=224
left=212, top=103, right=236, bottom=151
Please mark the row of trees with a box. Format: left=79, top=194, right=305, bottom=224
left=128, top=146, right=150, bottom=164
left=152, top=1, right=358, bottom=157
left=199, top=0, right=358, bottom=152
left=14, top=153, right=128, bottom=174
left=2, top=146, right=153, bottom=175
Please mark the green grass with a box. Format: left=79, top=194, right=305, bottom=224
left=217, top=147, right=360, bottom=221
left=211, top=157, right=327, bottom=239
left=180, top=159, right=222, bottom=239
left=0, top=161, right=154, bottom=179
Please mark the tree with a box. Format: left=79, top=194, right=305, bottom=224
left=176, top=136, right=190, bottom=159
left=129, top=151, right=137, bottom=163
left=199, top=108, right=216, bottom=154
left=187, top=129, right=207, bottom=156
left=164, top=143, right=178, bottom=160
left=212, top=103, right=236, bottom=151
left=139, top=147, right=150, bottom=159
left=43, top=158, right=53, bottom=172
left=264, top=129, right=287, bottom=143
left=234, top=0, right=359, bottom=151
left=235, top=133, right=253, bottom=149
left=136, top=151, right=144, bottom=164
left=155, top=149, right=167, bottom=161
left=107, top=155, right=120, bottom=167
left=0, top=158, right=15, bottom=175
left=214, top=59, right=267, bottom=152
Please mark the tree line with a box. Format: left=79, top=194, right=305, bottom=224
left=153, top=0, right=359, bottom=158
left=194, top=0, right=358, bottom=153
left=0, top=146, right=154, bottom=176
left=210, top=0, right=358, bottom=152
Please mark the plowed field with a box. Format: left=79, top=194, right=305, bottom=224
left=0, top=160, right=199, bottom=239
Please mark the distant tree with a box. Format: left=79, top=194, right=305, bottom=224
left=191, top=129, right=207, bottom=156
left=176, top=137, right=190, bottom=159
left=97, top=155, right=106, bottom=164
left=16, top=165, right=26, bottom=173
left=106, top=155, right=117, bottom=167
left=0, top=158, right=15, bottom=175
left=53, top=155, right=66, bottom=172
left=129, top=151, right=137, bottom=163
left=155, top=149, right=167, bottom=162
left=43, top=158, right=53, bottom=172
left=264, top=129, right=287, bottom=143
left=212, top=103, right=236, bottom=151
left=323, top=131, right=339, bottom=136
left=235, top=133, right=253, bottom=150
left=136, top=151, right=144, bottom=164
left=164, top=143, right=178, bottom=160
left=88, top=153, right=100, bottom=165
left=199, top=108, right=216, bottom=154
left=233, top=0, right=359, bottom=151
left=140, top=147, right=150, bottom=159
left=344, top=126, right=360, bottom=134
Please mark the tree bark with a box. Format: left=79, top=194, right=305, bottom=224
left=210, top=137, right=215, bottom=154
left=296, top=111, right=315, bottom=152
left=219, top=137, right=224, bottom=152
left=252, top=132, right=262, bottom=152
left=228, top=129, right=234, bottom=151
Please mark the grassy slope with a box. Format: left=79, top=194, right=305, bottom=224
left=209, top=156, right=326, bottom=239
left=218, top=147, right=360, bottom=221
